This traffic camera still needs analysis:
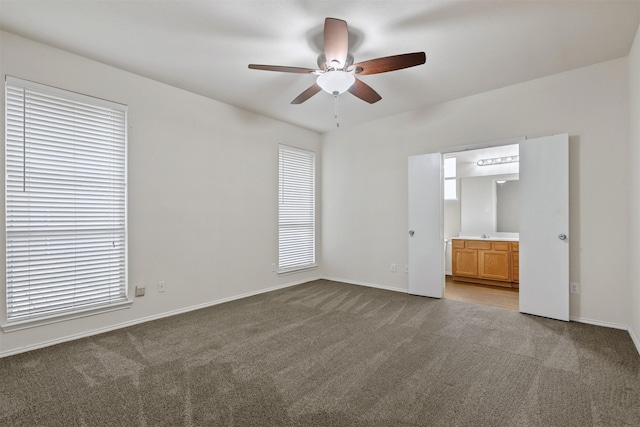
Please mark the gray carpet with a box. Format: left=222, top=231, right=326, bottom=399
left=1, top=279, right=639, bottom=426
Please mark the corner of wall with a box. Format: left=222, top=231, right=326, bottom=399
left=628, top=21, right=640, bottom=356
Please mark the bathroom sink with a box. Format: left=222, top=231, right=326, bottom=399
left=456, top=235, right=519, bottom=241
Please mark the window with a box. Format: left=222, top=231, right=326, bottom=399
left=444, top=156, right=457, bottom=201
left=278, top=145, right=315, bottom=272
left=4, top=76, right=128, bottom=325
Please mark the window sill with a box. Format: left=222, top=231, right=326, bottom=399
left=1, top=300, right=133, bottom=333
left=277, top=264, right=318, bottom=276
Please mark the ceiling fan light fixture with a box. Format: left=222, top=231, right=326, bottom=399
left=317, top=71, right=355, bottom=95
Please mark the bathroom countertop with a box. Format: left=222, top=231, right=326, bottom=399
left=453, top=236, right=519, bottom=242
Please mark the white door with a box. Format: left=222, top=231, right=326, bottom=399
left=408, top=153, right=444, bottom=297
left=519, top=133, right=569, bottom=321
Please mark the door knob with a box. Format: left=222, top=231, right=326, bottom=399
left=558, top=234, right=567, bottom=240
left=409, top=230, right=415, bottom=237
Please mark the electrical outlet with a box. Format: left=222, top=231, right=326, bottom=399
left=391, top=264, right=397, bottom=272
left=135, top=286, right=145, bottom=297
left=570, top=282, right=580, bottom=294
left=158, top=281, right=166, bottom=293
left=271, top=263, right=276, bottom=272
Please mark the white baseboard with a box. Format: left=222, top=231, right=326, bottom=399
left=321, top=276, right=408, bottom=294
left=0, top=276, right=319, bottom=359
left=569, top=315, right=628, bottom=330
left=628, top=326, right=640, bottom=356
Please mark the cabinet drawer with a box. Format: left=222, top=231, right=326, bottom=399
left=492, top=241, right=510, bottom=251
left=467, top=240, right=492, bottom=250
left=452, top=239, right=465, bottom=249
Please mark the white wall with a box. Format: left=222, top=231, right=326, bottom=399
left=444, top=190, right=461, bottom=240
left=0, top=32, right=322, bottom=355
left=322, top=58, right=630, bottom=327
left=628, top=23, right=640, bottom=351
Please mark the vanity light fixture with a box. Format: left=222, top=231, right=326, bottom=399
left=496, top=180, right=507, bottom=184
left=477, top=155, right=519, bottom=166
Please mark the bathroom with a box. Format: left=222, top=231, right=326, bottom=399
left=443, top=143, right=520, bottom=309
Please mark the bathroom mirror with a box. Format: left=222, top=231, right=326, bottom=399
left=496, top=179, right=519, bottom=232
left=460, top=174, right=519, bottom=233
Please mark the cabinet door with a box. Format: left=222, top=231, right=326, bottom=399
left=478, top=250, right=511, bottom=281
left=452, top=249, right=478, bottom=277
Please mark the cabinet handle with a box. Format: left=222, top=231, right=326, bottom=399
left=558, top=234, right=567, bottom=240
left=409, top=230, right=415, bottom=237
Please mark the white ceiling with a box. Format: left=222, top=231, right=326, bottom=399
left=1, top=0, right=638, bottom=133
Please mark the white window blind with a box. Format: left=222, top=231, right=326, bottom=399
left=5, top=76, right=127, bottom=322
left=278, top=145, right=315, bottom=272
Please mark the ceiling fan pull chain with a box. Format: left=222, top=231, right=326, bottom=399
left=334, top=92, right=340, bottom=127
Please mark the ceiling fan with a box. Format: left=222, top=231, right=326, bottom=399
left=248, top=18, right=426, bottom=105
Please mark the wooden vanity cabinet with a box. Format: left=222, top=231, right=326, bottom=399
left=452, top=239, right=518, bottom=288
left=511, top=242, right=519, bottom=286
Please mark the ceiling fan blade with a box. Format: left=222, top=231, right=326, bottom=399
left=348, top=79, right=382, bottom=104
left=324, top=18, right=349, bottom=68
left=291, top=83, right=322, bottom=104
left=248, top=64, right=318, bottom=74
left=350, top=52, right=426, bottom=75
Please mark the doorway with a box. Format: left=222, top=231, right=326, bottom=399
left=443, top=144, right=520, bottom=310
left=407, top=133, right=569, bottom=321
